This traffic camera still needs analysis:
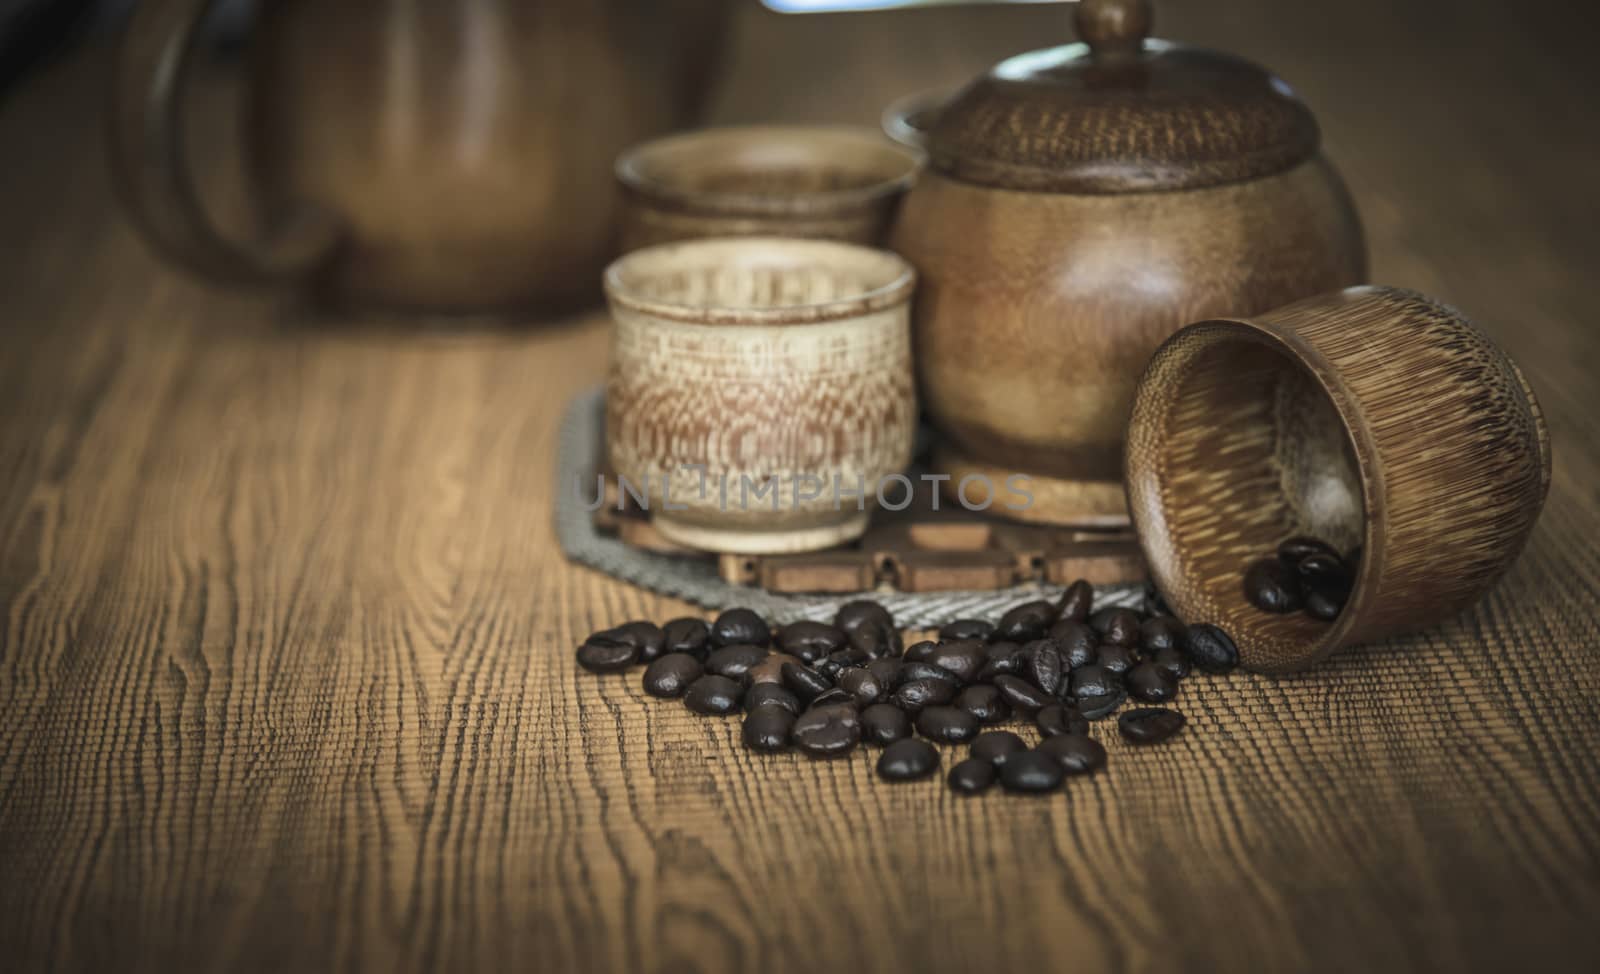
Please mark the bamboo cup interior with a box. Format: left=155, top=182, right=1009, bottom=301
left=1127, top=321, right=1370, bottom=671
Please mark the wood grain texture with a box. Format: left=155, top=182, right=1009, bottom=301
left=2, top=1, right=1599, bottom=972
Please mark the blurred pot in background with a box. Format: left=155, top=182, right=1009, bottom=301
left=109, top=0, right=732, bottom=314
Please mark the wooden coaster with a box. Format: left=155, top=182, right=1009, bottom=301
left=593, top=480, right=1144, bottom=593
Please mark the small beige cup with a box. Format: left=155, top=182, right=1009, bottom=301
left=604, top=237, right=918, bottom=554
left=614, top=126, right=922, bottom=253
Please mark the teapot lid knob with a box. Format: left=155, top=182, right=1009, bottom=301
left=1075, top=0, right=1152, bottom=57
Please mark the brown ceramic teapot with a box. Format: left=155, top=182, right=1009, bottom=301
left=889, top=0, right=1366, bottom=525
left=110, top=0, right=731, bottom=313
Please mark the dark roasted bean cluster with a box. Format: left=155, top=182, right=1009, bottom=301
left=1243, top=536, right=1359, bottom=621
left=576, top=581, right=1236, bottom=796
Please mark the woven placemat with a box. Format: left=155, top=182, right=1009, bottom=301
left=553, top=387, right=1142, bottom=626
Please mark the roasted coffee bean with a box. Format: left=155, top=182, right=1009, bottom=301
left=877, top=738, right=940, bottom=781
left=834, top=599, right=893, bottom=635
left=1047, top=621, right=1099, bottom=670
left=1277, top=535, right=1340, bottom=565
left=1055, top=579, right=1094, bottom=623
left=955, top=684, right=1011, bottom=724
left=705, top=644, right=769, bottom=682
left=939, top=618, right=996, bottom=641
left=1185, top=624, right=1240, bottom=674
left=1095, top=644, right=1137, bottom=677
left=948, top=758, right=997, bottom=794
left=993, top=674, right=1052, bottom=715
left=1070, top=661, right=1119, bottom=695
left=1038, top=734, right=1106, bottom=775
left=838, top=667, right=885, bottom=707
left=999, top=750, right=1065, bottom=793
left=925, top=639, right=987, bottom=684
left=777, top=621, right=847, bottom=663
left=576, top=633, right=638, bottom=673
left=1149, top=644, right=1191, bottom=681
left=1091, top=607, right=1141, bottom=647
left=1126, top=661, right=1179, bottom=703
left=904, top=639, right=938, bottom=663
left=1036, top=703, right=1088, bottom=738
left=711, top=608, right=770, bottom=648
left=792, top=703, right=861, bottom=757
left=892, top=677, right=958, bottom=714
left=742, top=704, right=795, bottom=752
left=814, top=658, right=843, bottom=681
left=861, top=703, right=912, bottom=746
left=744, top=682, right=801, bottom=716
left=1070, top=665, right=1124, bottom=713
left=642, top=653, right=703, bottom=698
left=1079, top=688, right=1126, bottom=721
left=1139, top=616, right=1186, bottom=654
left=816, top=648, right=867, bottom=680
left=916, top=705, right=979, bottom=744
left=1142, top=579, right=1173, bottom=618
left=662, top=617, right=712, bottom=660
left=1119, top=707, right=1187, bottom=744
left=683, top=674, right=743, bottom=715
left=610, top=621, right=666, bottom=663
left=1304, top=588, right=1345, bottom=620
left=865, top=657, right=902, bottom=688
left=848, top=619, right=902, bottom=659
left=746, top=652, right=798, bottom=687
left=1026, top=641, right=1064, bottom=696
left=808, top=687, right=855, bottom=710
left=1244, top=558, right=1301, bottom=613
left=976, top=641, right=1027, bottom=680
left=996, top=600, right=1056, bottom=642
left=1297, top=553, right=1352, bottom=596
left=781, top=661, right=833, bottom=702
left=969, top=730, right=1028, bottom=767
left=897, top=661, right=961, bottom=687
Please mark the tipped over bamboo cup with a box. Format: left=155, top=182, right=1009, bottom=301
left=1126, top=286, right=1551, bottom=673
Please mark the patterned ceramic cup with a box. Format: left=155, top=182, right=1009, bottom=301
left=604, top=237, right=917, bottom=554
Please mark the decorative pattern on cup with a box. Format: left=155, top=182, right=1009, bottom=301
left=605, top=237, right=918, bottom=555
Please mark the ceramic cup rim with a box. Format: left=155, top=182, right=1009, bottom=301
left=880, top=85, right=957, bottom=152
left=603, top=236, right=917, bottom=326
left=614, top=124, right=923, bottom=218
left=1125, top=314, right=1382, bottom=673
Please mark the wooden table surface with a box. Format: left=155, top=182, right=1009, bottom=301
left=3, top=2, right=1598, bottom=971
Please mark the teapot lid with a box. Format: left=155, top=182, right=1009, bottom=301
left=927, top=0, right=1320, bottom=194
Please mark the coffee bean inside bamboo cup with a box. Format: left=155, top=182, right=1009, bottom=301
left=1126, top=286, right=1550, bottom=673
left=1127, top=327, right=1366, bottom=671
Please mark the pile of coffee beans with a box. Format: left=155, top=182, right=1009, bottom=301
left=1242, top=536, right=1359, bottom=621
left=576, top=579, right=1236, bottom=796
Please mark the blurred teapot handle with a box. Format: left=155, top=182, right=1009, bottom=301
left=107, top=0, right=339, bottom=285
